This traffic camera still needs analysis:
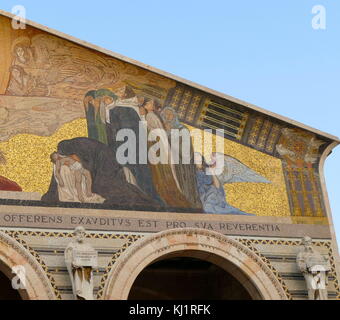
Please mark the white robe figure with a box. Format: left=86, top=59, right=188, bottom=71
left=297, top=236, right=331, bottom=300
left=54, top=161, right=104, bottom=203
left=65, top=227, right=97, bottom=300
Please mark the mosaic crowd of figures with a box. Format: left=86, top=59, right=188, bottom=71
left=40, top=85, right=270, bottom=215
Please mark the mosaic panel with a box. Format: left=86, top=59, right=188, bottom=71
left=0, top=14, right=334, bottom=222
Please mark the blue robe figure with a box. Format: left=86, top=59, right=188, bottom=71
left=194, top=152, right=271, bottom=215
left=196, top=169, right=252, bottom=215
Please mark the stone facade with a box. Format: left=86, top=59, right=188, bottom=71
left=0, top=9, right=339, bottom=300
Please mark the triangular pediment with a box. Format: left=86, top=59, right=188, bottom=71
left=0, top=10, right=338, bottom=224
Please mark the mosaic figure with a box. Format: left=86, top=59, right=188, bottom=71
left=194, top=152, right=253, bottom=215
left=42, top=137, right=159, bottom=209
left=105, top=85, right=163, bottom=205
left=144, top=99, right=192, bottom=209
left=50, top=152, right=104, bottom=203
left=161, top=107, right=202, bottom=210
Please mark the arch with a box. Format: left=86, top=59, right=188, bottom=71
left=0, top=231, right=56, bottom=300
left=128, top=256, right=254, bottom=300
left=102, top=228, right=288, bottom=300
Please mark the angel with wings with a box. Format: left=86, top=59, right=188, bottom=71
left=194, top=152, right=271, bottom=215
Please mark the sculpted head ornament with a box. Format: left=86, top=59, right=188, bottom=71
left=74, top=226, right=86, bottom=243
left=301, top=236, right=313, bottom=247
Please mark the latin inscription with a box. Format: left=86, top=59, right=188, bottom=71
left=1, top=213, right=280, bottom=232
left=0, top=212, right=330, bottom=238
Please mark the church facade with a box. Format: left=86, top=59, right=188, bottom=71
left=0, top=10, right=339, bottom=300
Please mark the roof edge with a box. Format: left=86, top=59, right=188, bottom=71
left=1, top=9, right=339, bottom=143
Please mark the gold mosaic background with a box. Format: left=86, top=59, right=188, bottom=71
left=0, top=120, right=290, bottom=217
left=0, top=119, right=87, bottom=194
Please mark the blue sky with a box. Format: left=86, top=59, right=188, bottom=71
left=1, top=1, right=339, bottom=246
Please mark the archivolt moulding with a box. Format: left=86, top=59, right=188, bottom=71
left=102, top=228, right=289, bottom=300
left=0, top=231, right=56, bottom=300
